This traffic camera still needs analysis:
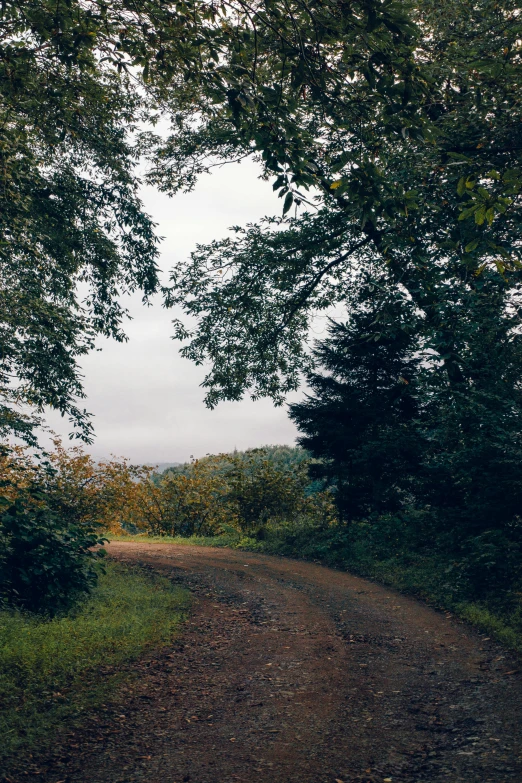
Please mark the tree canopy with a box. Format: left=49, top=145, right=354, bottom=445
left=1, top=0, right=521, bottom=437
left=159, top=0, right=522, bottom=405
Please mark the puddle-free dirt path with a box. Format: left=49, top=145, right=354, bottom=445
left=18, top=542, right=522, bottom=783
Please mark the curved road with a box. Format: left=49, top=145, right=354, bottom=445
left=31, top=542, right=522, bottom=783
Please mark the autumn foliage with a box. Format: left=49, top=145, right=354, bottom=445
left=0, top=441, right=335, bottom=612
left=0, top=439, right=153, bottom=612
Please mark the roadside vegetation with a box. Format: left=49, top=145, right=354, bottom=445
left=109, top=443, right=522, bottom=654
left=3, top=433, right=517, bottom=653
left=0, top=560, right=189, bottom=764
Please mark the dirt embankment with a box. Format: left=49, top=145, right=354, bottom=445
left=11, top=542, right=521, bottom=783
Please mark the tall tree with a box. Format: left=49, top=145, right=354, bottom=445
left=289, top=274, right=420, bottom=521
left=3, top=0, right=521, bottom=443
left=1, top=0, right=424, bottom=441
left=158, top=0, right=522, bottom=406
left=417, top=272, right=522, bottom=538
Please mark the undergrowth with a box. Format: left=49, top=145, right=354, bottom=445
left=0, top=560, right=189, bottom=764
left=110, top=530, right=522, bottom=653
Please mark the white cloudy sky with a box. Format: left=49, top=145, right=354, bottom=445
left=42, top=159, right=316, bottom=464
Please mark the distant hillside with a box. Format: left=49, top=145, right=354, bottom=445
left=152, top=462, right=181, bottom=473
left=162, top=446, right=309, bottom=477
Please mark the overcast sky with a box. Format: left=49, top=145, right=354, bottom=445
left=42, top=159, right=311, bottom=464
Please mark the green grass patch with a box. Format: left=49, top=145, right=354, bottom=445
left=0, top=560, right=190, bottom=764
left=108, top=531, right=236, bottom=547
left=109, top=531, right=522, bottom=654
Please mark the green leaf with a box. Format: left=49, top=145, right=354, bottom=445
left=446, top=152, right=473, bottom=162
left=475, top=206, right=486, bottom=225
left=485, top=207, right=495, bottom=225
left=459, top=205, right=478, bottom=221
left=283, top=192, right=294, bottom=215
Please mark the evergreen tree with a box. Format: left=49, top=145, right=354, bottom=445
left=290, top=278, right=420, bottom=522
left=418, top=273, right=522, bottom=540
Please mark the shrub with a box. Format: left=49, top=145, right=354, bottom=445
left=0, top=483, right=106, bottom=615
left=459, top=528, right=522, bottom=599
left=0, top=438, right=158, bottom=614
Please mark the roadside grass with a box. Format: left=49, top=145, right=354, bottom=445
left=110, top=531, right=522, bottom=654
left=0, top=560, right=190, bottom=764
left=108, top=531, right=237, bottom=547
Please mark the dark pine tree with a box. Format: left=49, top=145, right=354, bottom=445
left=289, top=286, right=421, bottom=523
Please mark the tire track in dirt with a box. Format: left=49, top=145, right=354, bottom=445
left=12, top=542, right=522, bottom=783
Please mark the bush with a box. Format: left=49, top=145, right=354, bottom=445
left=0, top=439, right=150, bottom=615
left=459, top=528, right=522, bottom=599
left=0, top=484, right=106, bottom=615
left=134, top=448, right=335, bottom=538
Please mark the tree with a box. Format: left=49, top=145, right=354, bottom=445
left=157, top=0, right=521, bottom=406
left=134, top=456, right=235, bottom=537
left=1, top=1, right=172, bottom=440
left=289, top=268, right=522, bottom=594
left=42, top=438, right=154, bottom=534
left=131, top=447, right=336, bottom=537
left=2, top=0, right=282, bottom=440
left=220, top=449, right=309, bottom=535
left=2, top=0, right=422, bottom=439
left=3, top=0, right=521, bottom=444
left=416, top=273, right=522, bottom=539
left=290, top=274, right=421, bottom=521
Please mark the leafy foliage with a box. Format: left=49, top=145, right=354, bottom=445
left=0, top=441, right=153, bottom=613
left=0, top=451, right=107, bottom=614
left=0, top=488, right=104, bottom=616
left=135, top=456, right=235, bottom=537
left=0, top=1, right=174, bottom=440
left=159, top=0, right=522, bottom=407
left=5, top=0, right=520, bottom=443
left=130, top=447, right=335, bottom=538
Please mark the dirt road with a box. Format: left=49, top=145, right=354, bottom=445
left=21, top=542, right=522, bottom=783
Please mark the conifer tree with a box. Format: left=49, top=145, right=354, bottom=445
left=290, top=277, right=420, bottom=522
